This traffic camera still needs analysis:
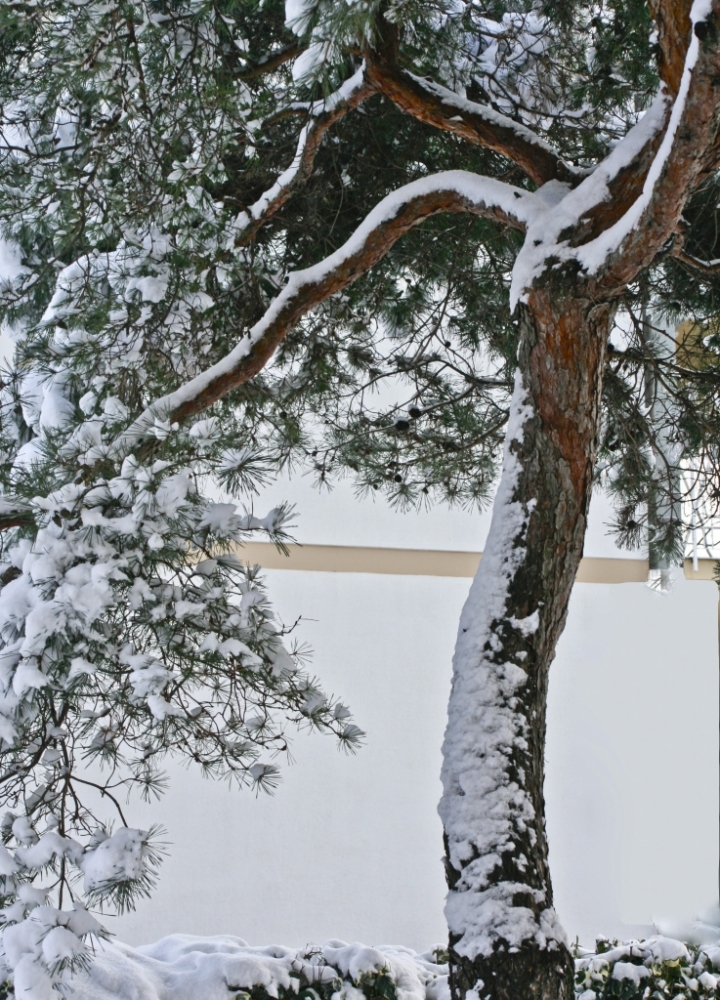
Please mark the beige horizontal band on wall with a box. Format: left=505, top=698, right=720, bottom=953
left=233, top=542, right=717, bottom=584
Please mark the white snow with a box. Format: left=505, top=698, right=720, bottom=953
left=285, top=0, right=316, bottom=35
left=611, top=961, right=650, bottom=985
left=80, top=829, right=151, bottom=896
left=10, top=929, right=719, bottom=1000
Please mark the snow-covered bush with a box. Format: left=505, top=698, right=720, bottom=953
left=0, top=936, right=451, bottom=1000
left=575, top=936, right=720, bottom=1000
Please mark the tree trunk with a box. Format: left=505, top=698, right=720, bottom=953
left=439, top=287, right=612, bottom=1000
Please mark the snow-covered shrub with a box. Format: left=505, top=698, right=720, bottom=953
left=575, top=936, right=720, bottom=1000
left=0, top=937, right=451, bottom=1000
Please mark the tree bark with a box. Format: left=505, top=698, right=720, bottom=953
left=440, top=286, right=612, bottom=1000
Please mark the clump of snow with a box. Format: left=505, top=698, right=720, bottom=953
left=285, top=0, right=316, bottom=35
left=79, top=829, right=151, bottom=897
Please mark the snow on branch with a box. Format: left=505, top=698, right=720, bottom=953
left=365, top=39, right=579, bottom=187
left=231, top=65, right=374, bottom=247
left=510, top=0, right=720, bottom=306
left=591, top=0, right=720, bottom=290
left=509, top=92, right=670, bottom=307
left=672, top=246, right=720, bottom=273
left=118, top=171, right=541, bottom=445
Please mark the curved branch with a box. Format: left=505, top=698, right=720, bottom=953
left=118, top=172, right=539, bottom=443
left=233, top=65, right=375, bottom=247
left=364, top=30, right=579, bottom=187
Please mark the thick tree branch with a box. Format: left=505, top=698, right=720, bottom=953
left=118, top=172, right=539, bottom=444
left=562, top=92, right=671, bottom=246
left=594, top=0, right=720, bottom=294
left=564, top=0, right=694, bottom=238
left=364, top=28, right=579, bottom=187
left=233, top=66, right=375, bottom=247
left=648, top=0, right=693, bottom=96
left=511, top=3, right=720, bottom=305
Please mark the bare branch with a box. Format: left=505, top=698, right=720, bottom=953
left=236, top=42, right=307, bottom=82
left=0, top=505, right=33, bottom=533
left=118, top=172, right=539, bottom=442
left=672, top=246, right=720, bottom=274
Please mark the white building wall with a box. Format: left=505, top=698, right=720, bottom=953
left=107, top=479, right=719, bottom=951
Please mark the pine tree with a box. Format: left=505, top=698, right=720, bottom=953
left=1, top=1, right=720, bottom=998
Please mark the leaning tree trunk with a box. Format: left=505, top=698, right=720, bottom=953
left=439, top=287, right=612, bottom=1000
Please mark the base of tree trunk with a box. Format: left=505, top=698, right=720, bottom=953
left=449, top=940, right=575, bottom=1000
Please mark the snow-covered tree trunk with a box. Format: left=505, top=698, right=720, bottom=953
left=440, top=292, right=611, bottom=1000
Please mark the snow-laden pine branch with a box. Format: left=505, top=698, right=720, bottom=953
left=116, top=171, right=541, bottom=445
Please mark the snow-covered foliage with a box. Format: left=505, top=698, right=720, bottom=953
left=0, top=437, right=363, bottom=994
left=0, top=6, right=364, bottom=984
left=1, top=932, right=719, bottom=1000
left=574, top=935, right=720, bottom=1000
left=0, top=404, right=366, bottom=992
left=0, top=935, right=450, bottom=1000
